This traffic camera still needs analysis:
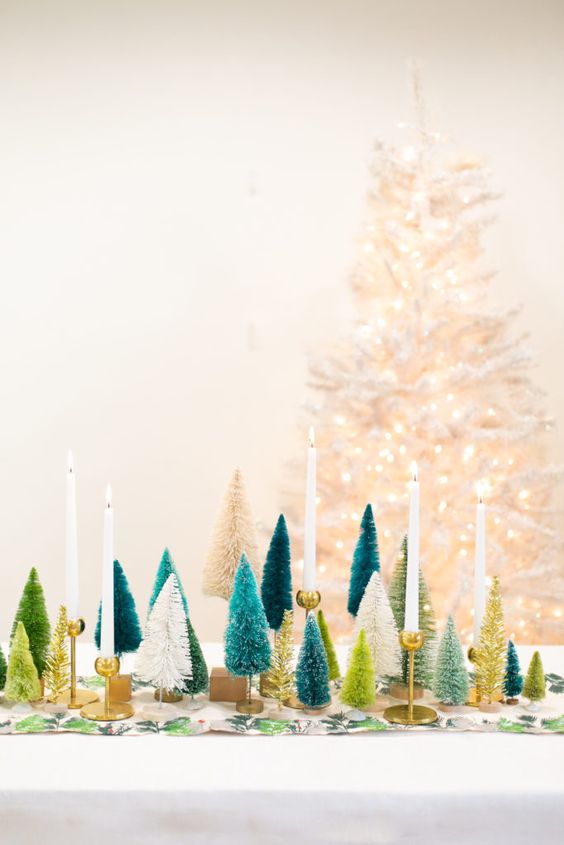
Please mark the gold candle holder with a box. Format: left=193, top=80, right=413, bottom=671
left=296, top=589, right=321, bottom=619
left=80, top=656, right=134, bottom=721
left=55, top=618, right=99, bottom=709
left=384, top=631, right=438, bottom=726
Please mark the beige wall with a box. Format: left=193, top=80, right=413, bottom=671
left=0, top=0, right=562, bottom=642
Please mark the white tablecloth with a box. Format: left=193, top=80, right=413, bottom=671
left=1, top=644, right=562, bottom=845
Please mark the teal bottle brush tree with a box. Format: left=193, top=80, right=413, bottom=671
left=347, top=504, right=380, bottom=617
left=261, top=514, right=293, bottom=633
left=295, top=614, right=331, bottom=713
left=224, top=554, right=271, bottom=714
left=503, top=640, right=523, bottom=705
left=148, top=548, right=189, bottom=617
left=181, top=617, right=209, bottom=709
left=95, top=559, right=142, bottom=659
left=433, top=615, right=469, bottom=709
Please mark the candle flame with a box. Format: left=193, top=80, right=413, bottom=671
left=308, top=426, right=315, bottom=448
left=68, top=450, right=73, bottom=473
left=476, top=482, right=484, bottom=504
left=105, top=484, right=112, bottom=508
left=410, top=461, right=418, bottom=482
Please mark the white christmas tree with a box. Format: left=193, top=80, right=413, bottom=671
left=203, top=466, right=261, bottom=600
left=288, top=85, right=561, bottom=644
left=135, top=574, right=192, bottom=695
left=354, top=572, right=401, bottom=681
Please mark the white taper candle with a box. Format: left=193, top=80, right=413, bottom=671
left=404, top=462, right=420, bottom=632
left=65, top=450, right=79, bottom=620
left=100, top=485, right=115, bottom=657
left=474, top=483, right=486, bottom=644
left=303, top=427, right=317, bottom=591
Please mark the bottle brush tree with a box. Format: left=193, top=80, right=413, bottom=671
left=261, top=514, right=293, bottom=632
left=341, top=629, right=375, bottom=710
left=181, top=617, right=209, bottom=698
left=523, top=651, right=545, bottom=705
left=503, top=640, right=523, bottom=704
left=475, top=576, right=506, bottom=705
left=135, top=574, right=192, bottom=700
left=95, top=559, right=143, bottom=658
left=265, top=609, right=296, bottom=708
left=224, top=554, right=271, bottom=701
left=11, top=567, right=50, bottom=678
left=44, top=605, right=70, bottom=703
left=148, top=548, right=189, bottom=616
left=5, top=622, right=42, bottom=702
left=433, top=615, right=469, bottom=706
left=317, top=609, right=341, bottom=681
left=295, top=614, right=331, bottom=710
left=388, top=536, right=436, bottom=687
left=0, top=646, right=6, bottom=691
left=347, top=504, right=380, bottom=617
left=355, top=571, right=401, bottom=683
left=203, top=467, right=261, bottom=600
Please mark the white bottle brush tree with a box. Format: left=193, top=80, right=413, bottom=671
left=354, top=571, right=402, bottom=685
left=135, top=574, right=192, bottom=704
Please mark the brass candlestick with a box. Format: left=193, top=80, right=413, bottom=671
left=384, top=631, right=438, bottom=726
left=55, top=618, right=99, bottom=709
left=296, top=589, right=321, bottom=620
left=80, top=656, right=134, bottom=721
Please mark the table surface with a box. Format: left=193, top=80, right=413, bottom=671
left=1, top=643, right=563, bottom=845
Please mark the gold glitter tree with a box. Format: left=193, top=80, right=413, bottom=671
left=475, top=577, right=506, bottom=704
left=265, top=609, right=295, bottom=708
left=43, top=605, right=70, bottom=703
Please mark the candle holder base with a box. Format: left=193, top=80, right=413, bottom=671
left=80, top=656, right=134, bottom=722
left=383, top=703, right=438, bottom=726
left=384, top=630, right=438, bottom=727
left=80, top=700, right=134, bottom=721
left=55, top=688, right=99, bottom=709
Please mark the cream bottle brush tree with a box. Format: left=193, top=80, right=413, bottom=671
left=287, top=84, right=561, bottom=644
left=203, top=467, right=261, bottom=600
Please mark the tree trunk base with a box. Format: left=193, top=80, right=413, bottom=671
left=388, top=683, right=424, bottom=701
left=478, top=701, right=502, bottom=713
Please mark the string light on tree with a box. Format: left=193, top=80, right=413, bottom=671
left=288, top=79, right=562, bottom=642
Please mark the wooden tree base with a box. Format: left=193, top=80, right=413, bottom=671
left=388, top=683, right=424, bottom=701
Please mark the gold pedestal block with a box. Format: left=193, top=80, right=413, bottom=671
left=109, top=674, right=132, bottom=702
left=208, top=667, right=247, bottom=702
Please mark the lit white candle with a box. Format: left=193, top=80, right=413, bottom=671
left=100, top=485, right=115, bottom=657
left=303, top=427, right=317, bottom=591
left=404, top=462, right=420, bottom=632
left=474, top=483, right=486, bottom=644
left=65, top=450, right=79, bottom=620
